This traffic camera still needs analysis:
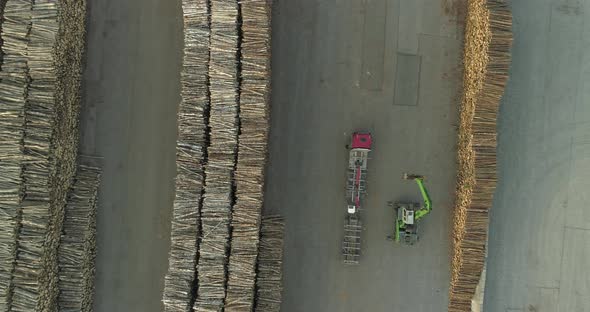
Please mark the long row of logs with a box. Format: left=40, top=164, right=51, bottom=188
left=254, top=216, right=285, bottom=312
left=0, top=0, right=91, bottom=311
left=46, top=0, right=89, bottom=308
left=194, top=0, right=240, bottom=310
left=12, top=3, right=58, bottom=310
left=57, top=164, right=101, bottom=312
left=224, top=0, right=272, bottom=310
left=449, top=0, right=512, bottom=311
left=0, top=1, right=31, bottom=309
left=163, top=0, right=285, bottom=311
left=162, top=0, right=210, bottom=311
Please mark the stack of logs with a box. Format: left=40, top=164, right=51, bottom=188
left=194, top=0, right=240, bottom=310
left=162, top=0, right=210, bottom=310
left=162, top=0, right=285, bottom=311
left=0, top=1, right=31, bottom=309
left=13, top=3, right=59, bottom=310
left=0, top=0, right=96, bottom=311
left=449, top=0, right=512, bottom=311
left=225, top=0, right=272, bottom=310
left=254, top=216, right=285, bottom=312
left=57, top=165, right=101, bottom=312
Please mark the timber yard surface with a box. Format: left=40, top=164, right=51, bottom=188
left=485, top=0, right=590, bottom=310
left=264, top=0, right=463, bottom=311
left=80, top=0, right=182, bottom=310
left=63, top=0, right=590, bottom=311
left=81, top=0, right=465, bottom=311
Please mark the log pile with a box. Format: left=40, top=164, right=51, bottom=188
left=449, top=0, right=512, bottom=311
left=57, top=165, right=100, bottom=312
left=254, top=216, right=285, bottom=312
left=224, top=0, right=272, bottom=310
left=193, top=0, right=240, bottom=310
left=11, top=2, right=58, bottom=310
left=39, top=0, right=88, bottom=309
left=0, top=0, right=30, bottom=309
left=163, top=0, right=282, bottom=310
left=162, top=0, right=210, bottom=311
left=0, top=0, right=90, bottom=311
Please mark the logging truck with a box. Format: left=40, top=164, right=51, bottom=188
left=341, top=132, right=372, bottom=265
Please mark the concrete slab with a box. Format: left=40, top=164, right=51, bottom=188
left=567, top=143, right=590, bottom=229
left=360, top=0, right=388, bottom=90
left=558, top=227, right=590, bottom=311
left=525, top=287, right=559, bottom=312
left=397, top=0, right=421, bottom=54
left=484, top=0, right=590, bottom=310
left=394, top=53, right=421, bottom=106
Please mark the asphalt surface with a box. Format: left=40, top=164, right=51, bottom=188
left=79, top=0, right=182, bottom=311
left=264, top=0, right=465, bottom=311
left=484, top=0, right=590, bottom=311
left=77, top=0, right=467, bottom=310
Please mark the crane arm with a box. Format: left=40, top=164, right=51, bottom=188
left=414, top=178, right=432, bottom=220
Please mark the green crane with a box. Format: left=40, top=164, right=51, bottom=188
left=388, top=173, right=432, bottom=245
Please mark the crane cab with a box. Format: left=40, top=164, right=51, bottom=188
left=400, top=206, right=415, bottom=225
left=396, top=203, right=420, bottom=225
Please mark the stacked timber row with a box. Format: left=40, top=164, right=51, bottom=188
left=194, top=0, right=240, bottom=310
left=224, top=0, right=272, bottom=310
left=448, top=0, right=512, bottom=311
left=0, top=0, right=88, bottom=311
left=39, top=0, right=87, bottom=309
left=57, top=164, right=101, bottom=312
left=0, top=1, right=30, bottom=309
left=254, top=216, right=285, bottom=312
left=0, top=0, right=6, bottom=63
left=162, top=0, right=279, bottom=310
left=162, top=0, right=210, bottom=310
left=11, top=2, right=58, bottom=310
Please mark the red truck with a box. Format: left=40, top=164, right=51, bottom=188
left=345, top=132, right=372, bottom=214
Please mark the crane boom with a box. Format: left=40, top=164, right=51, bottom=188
left=414, top=178, right=432, bottom=220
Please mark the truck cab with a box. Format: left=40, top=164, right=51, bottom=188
left=346, top=132, right=372, bottom=215
left=351, top=132, right=372, bottom=150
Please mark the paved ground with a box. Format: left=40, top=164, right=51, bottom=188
left=264, top=0, right=465, bottom=311
left=79, top=0, right=182, bottom=311
left=485, top=0, right=590, bottom=311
